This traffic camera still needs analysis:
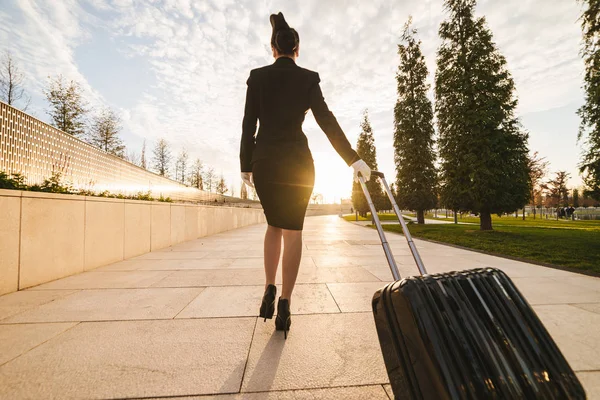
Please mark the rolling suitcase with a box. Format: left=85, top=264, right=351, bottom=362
left=357, top=171, right=586, bottom=400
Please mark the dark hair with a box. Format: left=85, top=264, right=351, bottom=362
left=272, top=28, right=299, bottom=55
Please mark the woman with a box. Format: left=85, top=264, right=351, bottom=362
left=240, top=12, right=371, bottom=338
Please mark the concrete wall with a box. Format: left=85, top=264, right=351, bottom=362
left=0, top=189, right=266, bottom=295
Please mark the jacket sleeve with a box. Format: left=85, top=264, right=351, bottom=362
left=308, top=73, right=361, bottom=166
left=240, top=71, right=258, bottom=172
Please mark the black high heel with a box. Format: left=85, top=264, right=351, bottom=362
left=275, top=297, right=291, bottom=339
left=259, top=284, right=277, bottom=321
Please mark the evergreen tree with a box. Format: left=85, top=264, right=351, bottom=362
left=351, top=110, right=384, bottom=217
left=140, top=140, right=147, bottom=169
left=88, top=107, right=125, bottom=157
left=44, top=74, right=87, bottom=137
left=577, top=0, right=600, bottom=200
left=216, top=175, right=228, bottom=195
left=573, top=188, right=580, bottom=208
left=152, top=138, right=172, bottom=177
left=394, top=18, right=437, bottom=224
left=435, top=0, right=530, bottom=230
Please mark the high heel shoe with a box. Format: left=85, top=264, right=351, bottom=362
left=259, top=284, right=277, bottom=321
left=275, top=297, right=291, bottom=339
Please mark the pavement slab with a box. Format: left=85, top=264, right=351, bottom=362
left=0, top=289, right=78, bottom=321
left=0, top=215, right=598, bottom=398
left=0, top=318, right=256, bottom=399
left=2, top=288, right=203, bottom=323
left=241, top=312, right=388, bottom=392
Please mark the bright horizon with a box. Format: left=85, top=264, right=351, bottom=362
left=0, top=0, right=587, bottom=203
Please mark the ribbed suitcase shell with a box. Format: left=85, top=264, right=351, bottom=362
left=372, top=267, right=586, bottom=400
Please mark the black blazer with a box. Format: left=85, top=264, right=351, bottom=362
left=240, top=57, right=360, bottom=172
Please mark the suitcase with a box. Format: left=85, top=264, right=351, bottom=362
left=357, top=171, right=586, bottom=400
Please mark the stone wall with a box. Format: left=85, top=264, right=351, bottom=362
left=0, top=189, right=266, bottom=295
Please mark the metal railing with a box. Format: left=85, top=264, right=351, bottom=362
left=0, top=101, right=237, bottom=203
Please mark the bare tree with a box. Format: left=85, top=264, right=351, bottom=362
left=240, top=182, right=248, bottom=199
left=189, top=158, right=204, bottom=189
left=152, top=138, right=172, bottom=177
left=44, top=74, right=87, bottom=137
left=88, top=107, right=125, bottom=157
left=204, top=167, right=216, bottom=192
left=127, top=150, right=141, bottom=166
left=546, top=171, right=571, bottom=207
left=175, top=150, right=189, bottom=184
left=0, top=50, right=30, bottom=110
left=527, top=151, right=550, bottom=218
left=140, top=139, right=147, bottom=169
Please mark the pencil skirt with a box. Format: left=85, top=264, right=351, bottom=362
left=252, top=158, right=315, bottom=231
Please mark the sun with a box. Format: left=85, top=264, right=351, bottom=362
left=311, top=151, right=354, bottom=204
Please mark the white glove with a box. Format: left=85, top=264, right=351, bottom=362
left=351, top=159, right=371, bottom=182
left=241, top=172, right=254, bottom=188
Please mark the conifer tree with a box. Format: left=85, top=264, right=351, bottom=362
left=394, top=18, right=437, bottom=224
left=577, top=0, right=600, bottom=200
left=435, top=0, right=530, bottom=230
left=140, top=140, right=147, bottom=169
left=88, top=107, right=125, bottom=157
left=351, top=110, right=384, bottom=216
left=44, top=75, right=87, bottom=137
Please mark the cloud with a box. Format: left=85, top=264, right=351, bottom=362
left=0, top=0, right=588, bottom=199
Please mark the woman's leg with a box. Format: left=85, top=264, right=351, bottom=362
left=264, top=225, right=283, bottom=288
left=281, top=229, right=303, bottom=300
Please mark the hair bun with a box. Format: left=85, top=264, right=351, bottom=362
left=270, top=12, right=290, bottom=31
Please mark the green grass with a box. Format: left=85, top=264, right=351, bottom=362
left=427, top=215, right=600, bottom=230
left=379, top=223, right=600, bottom=274
left=343, top=213, right=400, bottom=221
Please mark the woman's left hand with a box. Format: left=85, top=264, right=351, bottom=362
left=241, top=172, right=254, bottom=188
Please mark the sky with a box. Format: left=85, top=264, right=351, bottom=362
left=0, top=0, right=587, bottom=203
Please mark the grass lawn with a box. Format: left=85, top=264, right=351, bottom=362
left=379, top=223, right=600, bottom=274
left=343, top=213, right=400, bottom=221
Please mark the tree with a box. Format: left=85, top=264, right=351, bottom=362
left=546, top=171, right=571, bottom=207
left=189, top=158, right=204, bottom=189
left=175, top=150, right=189, bottom=184
left=127, top=150, right=141, bottom=166
left=351, top=110, right=385, bottom=217
left=204, top=167, right=216, bottom=192
left=44, top=74, right=87, bottom=137
left=216, top=175, right=228, bottom=195
left=435, top=0, right=530, bottom=230
left=140, top=140, right=147, bottom=169
left=577, top=0, right=600, bottom=200
left=393, top=19, right=438, bottom=224
left=88, top=107, right=125, bottom=157
left=152, top=138, right=172, bottom=177
left=573, top=188, right=580, bottom=208
left=527, top=151, right=550, bottom=218
left=230, top=184, right=235, bottom=197
left=0, top=50, right=30, bottom=110
left=240, top=182, right=248, bottom=199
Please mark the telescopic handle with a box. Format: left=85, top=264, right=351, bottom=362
left=358, top=171, right=428, bottom=276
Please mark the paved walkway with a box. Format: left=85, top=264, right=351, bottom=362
left=0, top=215, right=599, bottom=399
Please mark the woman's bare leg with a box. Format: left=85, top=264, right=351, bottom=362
left=281, top=229, right=303, bottom=300
left=264, top=225, right=282, bottom=288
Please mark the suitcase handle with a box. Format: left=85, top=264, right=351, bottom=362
left=357, top=171, right=428, bottom=277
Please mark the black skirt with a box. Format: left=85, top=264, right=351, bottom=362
left=252, top=157, right=315, bottom=230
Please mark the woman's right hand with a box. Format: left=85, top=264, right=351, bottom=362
left=351, top=159, right=371, bottom=182
left=241, top=172, right=254, bottom=188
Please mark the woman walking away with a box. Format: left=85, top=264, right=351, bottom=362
left=239, top=12, right=371, bottom=339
